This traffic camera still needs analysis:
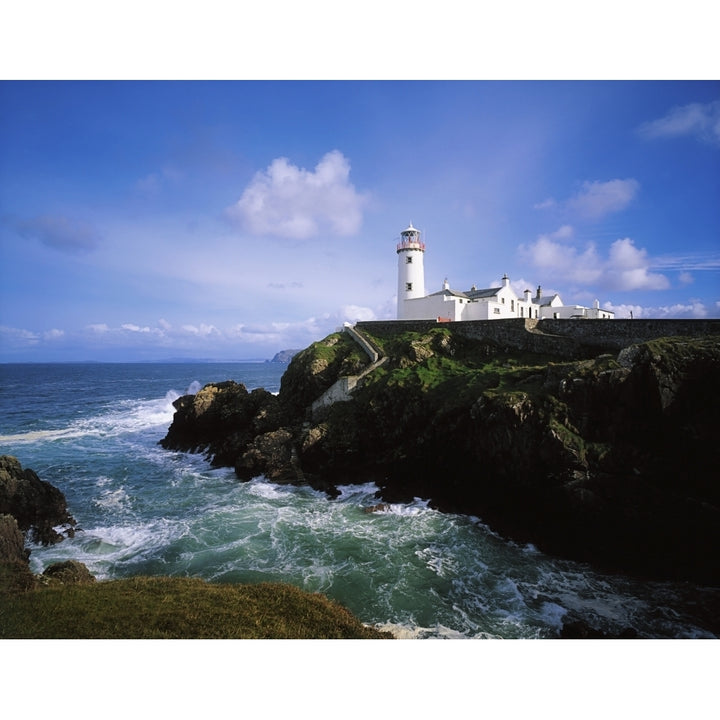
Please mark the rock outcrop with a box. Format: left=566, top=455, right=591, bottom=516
left=0, top=455, right=77, bottom=545
left=41, top=560, right=96, bottom=585
left=0, top=514, right=36, bottom=593
left=160, top=329, right=720, bottom=586
left=0, top=461, right=94, bottom=593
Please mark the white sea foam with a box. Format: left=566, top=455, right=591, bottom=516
left=0, top=427, right=90, bottom=444
left=247, top=479, right=294, bottom=500
left=93, top=487, right=132, bottom=513
left=0, top=390, right=181, bottom=446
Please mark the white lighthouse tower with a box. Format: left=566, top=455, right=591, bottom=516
left=396, top=223, right=426, bottom=319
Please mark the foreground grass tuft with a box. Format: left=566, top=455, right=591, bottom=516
left=0, top=576, right=393, bottom=639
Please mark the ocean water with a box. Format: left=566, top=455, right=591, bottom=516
left=0, top=361, right=717, bottom=639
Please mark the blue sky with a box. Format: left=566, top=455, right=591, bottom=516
left=1, top=79, right=719, bottom=360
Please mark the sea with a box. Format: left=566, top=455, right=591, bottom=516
left=1, top=361, right=718, bottom=640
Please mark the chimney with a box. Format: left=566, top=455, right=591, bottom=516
left=502, top=273, right=510, bottom=287
left=536, top=285, right=542, bottom=299
left=524, top=289, right=532, bottom=303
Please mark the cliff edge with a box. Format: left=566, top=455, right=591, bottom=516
left=160, top=328, right=720, bottom=585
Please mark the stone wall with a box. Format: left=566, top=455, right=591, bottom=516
left=357, top=318, right=720, bottom=359
left=536, top=319, right=720, bottom=351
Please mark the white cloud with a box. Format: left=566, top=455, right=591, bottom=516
left=567, top=179, right=640, bottom=220
left=43, top=328, right=65, bottom=340
left=607, top=237, right=670, bottom=291
left=605, top=301, right=713, bottom=319
left=520, top=230, right=669, bottom=291
left=228, top=150, right=367, bottom=239
left=87, top=323, right=110, bottom=333
left=638, top=100, right=720, bottom=146
left=0, top=325, right=40, bottom=345
left=521, top=233, right=603, bottom=285
left=121, top=323, right=151, bottom=333
left=339, top=304, right=376, bottom=323
left=551, top=224, right=574, bottom=240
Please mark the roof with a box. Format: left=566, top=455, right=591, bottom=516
left=465, top=287, right=501, bottom=299
left=428, top=288, right=470, bottom=299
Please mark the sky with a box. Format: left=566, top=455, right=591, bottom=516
left=1, top=80, right=718, bottom=361
left=1, top=15, right=719, bottom=362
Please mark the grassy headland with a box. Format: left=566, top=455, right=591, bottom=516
left=0, top=572, right=393, bottom=639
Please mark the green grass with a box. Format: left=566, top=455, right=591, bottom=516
left=0, top=576, right=393, bottom=639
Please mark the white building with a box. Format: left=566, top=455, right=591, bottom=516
left=396, top=223, right=614, bottom=321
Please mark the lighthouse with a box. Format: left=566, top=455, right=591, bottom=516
left=396, top=223, right=426, bottom=319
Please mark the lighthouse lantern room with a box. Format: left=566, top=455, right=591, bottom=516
left=396, top=223, right=426, bottom=319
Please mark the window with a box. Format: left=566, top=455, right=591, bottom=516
left=406, top=256, right=413, bottom=264
left=406, top=282, right=413, bottom=291
left=511, top=300, right=514, bottom=311
left=501, top=297, right=505, bottom=304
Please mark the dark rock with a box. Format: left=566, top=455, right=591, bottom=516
left=158, top=331, right=720, bottom=586
left=0, top=513, right=29, bottom=564
left=560, top=619, right=639, bottom=639
left=0, top=514, right=35, bottom=593
left=235, top=428, right=296, bottom=483
left=363, top=503, right=391, bottom=513
left=42, top=560, right=95, bottom=585
left=0, top=455, right=77, bottom=545
left=159, top=382, right=282, bottom=467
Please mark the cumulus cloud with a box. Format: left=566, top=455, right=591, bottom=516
left=566, top=179, right=640, bottom=220
left=638, top=100, right=720, bottom=146
left=607, top=238, right=670, bottom=291
left=551, top=224, right=574, bottom=240
left=339, top=304, right=376, bottom=323
left=520, top=230, right=670, bottom=291
left=43, top=329, right=65, bottom=340
left=605, top=301, right=714, bottom=319
left=522, top=233, right=603, bottom=285
left=228, top=150, right=366, bottom=239
left=15, top=214, right=101, bottom=253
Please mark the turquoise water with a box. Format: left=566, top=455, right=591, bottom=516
left=1, top=362, right=717, bottom=638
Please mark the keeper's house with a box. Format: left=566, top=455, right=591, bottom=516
left=396, top=223, right=614, bottom=322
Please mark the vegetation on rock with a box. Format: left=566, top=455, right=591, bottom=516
left=160, top=329, right=720, bottom=586
left=0, top=455, right=389, bottom=639
left=1, top=576, right=393, bottom=639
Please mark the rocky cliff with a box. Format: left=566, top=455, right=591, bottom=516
left=0, top=455, right=77, bottom=545
left=160, top=328, right=720, bottom=585
left=1, top=455, right=93, bottom=594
